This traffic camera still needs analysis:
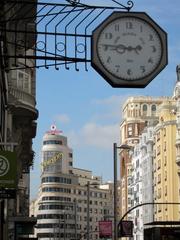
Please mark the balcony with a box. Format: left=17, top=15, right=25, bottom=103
left=8, top=86, right=38, bottom=119
left=9, top=86, right=36, bottom=107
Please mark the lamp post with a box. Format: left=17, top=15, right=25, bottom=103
left=74, top=199, right=77, bottom=240
left=86, top=181, right=99, bottom=240
left=87, top=181, right=90, bottom=240
left=62, top=210, right=66, bottom=240
left=113, top=143, right=133, bottom=240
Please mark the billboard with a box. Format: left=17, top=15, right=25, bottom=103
left=99, top=220, right=112, bottom=238
left=0, top=151, right=17, bottom=189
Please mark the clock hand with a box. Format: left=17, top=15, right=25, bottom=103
left=101, top=44, right=142, bottom=55
left=126, top=45, right=142, bottom=54
left=115, top=44, right=126, bottom=54
left=134, top=45, right=142, bottom=54
left=101, top=44, right=126, bottom=53
left=101, top=44, right=117, bottom=51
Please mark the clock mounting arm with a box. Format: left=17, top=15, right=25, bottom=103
left=0, top=0, right=134, bottom=71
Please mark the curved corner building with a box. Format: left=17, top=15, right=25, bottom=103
left=36, top=126, right=76, bottom=240
left=35, top=126, right=112, bottom=240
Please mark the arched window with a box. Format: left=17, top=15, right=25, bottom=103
left=151, top=104, right=156, bottom=115
left=142, top=104, right=147, bottom=116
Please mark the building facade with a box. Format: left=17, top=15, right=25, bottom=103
left=141, top=125, right=154, bottom=225
left=129, top=124, right=155, bottom=239
left=119, top=96, right=169, bottom=220
left=130, top=144, right=143, bottom=239
left=153, top=99, right=179, bottom=221
left=0, top=1, right=38, bottom=239
left=32, top=126, right=114, bottom=240
left=120, top=82, right=180, bottom=238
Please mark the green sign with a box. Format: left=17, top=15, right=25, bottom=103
left=0, top=151, right=17, bottom=188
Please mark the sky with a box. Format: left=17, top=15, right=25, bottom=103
left=30, top=0, right=180, bottom=199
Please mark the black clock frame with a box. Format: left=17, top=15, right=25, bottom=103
left=91, top=12, right=168, bottom=88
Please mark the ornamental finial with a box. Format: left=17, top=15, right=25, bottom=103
left=46, top=125, right=63, bottom=135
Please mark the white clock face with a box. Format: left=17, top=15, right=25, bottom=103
left=97, top=16, right=162, bottom=81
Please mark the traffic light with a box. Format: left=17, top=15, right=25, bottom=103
left=118, top=220, right=133, bottom=237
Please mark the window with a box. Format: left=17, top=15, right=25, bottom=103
left=136, top=159, right=139, bottom=168
left=41, top=196, right=71, bottom=202
left=164, top=156, right=167, bottom=166
left=157, top=146, right=160, bottom=155
left=164, top=128, right=166, bottom=136
left=17, top=69, right=31, bottom=93
left=69, top=152, right=73, bottom=158
left=157, top=160, right=161, bottom=169
left=157, top=132, right=160, bottom=141
left=164, top=141, right=166, bottom=151
left=158, top=205, right=162, bottom=212
left=157, top=174, right=161, bottom=183
left=154, top=177, right=156, bottom=186
left=165, top=185, right=167, bottom=196
left=142, top=104, right=147, bottom=116
left=43, top=140, right=62, bottom=145
left=154, top=190, right=157, bottom=200
left=41, top=176, right=71, bottom=184
left=128, top=124, right=133, bottom=137
left=151, top=105, right=156, bottom=115
left=149, top=130, right=152, bottom=138
left=42, top=187, right=71, bottom=193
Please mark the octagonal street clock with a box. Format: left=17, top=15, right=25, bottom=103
left=91, top=12, right=168, bottom=88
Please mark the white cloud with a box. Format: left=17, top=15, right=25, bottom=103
left=67, top=95, right=132, bottom=149
left=82, top=122, right=119, bottom=148
left=54, top=114, right=70, bottom=124
left=68, top=122, right=119, bottom=149
left=92, top=95, right=128, bottom=106
left=91, top=94, right=130, bottom=122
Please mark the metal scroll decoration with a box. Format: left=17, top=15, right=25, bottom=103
left=0, top=0, right=134, bottom=71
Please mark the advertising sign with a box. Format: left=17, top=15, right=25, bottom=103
left=99, top=220, right=112, bottom=238
left=41, top=152, right=63, bottom=167
left=0, top=151, right=17, bottom=189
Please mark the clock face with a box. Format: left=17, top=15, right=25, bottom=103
left=96, top=16, right=162, bottom=81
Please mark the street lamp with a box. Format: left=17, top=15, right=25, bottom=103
left=113, top=143, right=133, bottom=240
left=74, top=199, right=77, bottom=240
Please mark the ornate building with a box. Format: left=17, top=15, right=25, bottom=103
left=174, top=65, right=180, bottom=166
left=153, top=99, right=179, bottom=222
left=32, top=126, right=113, bottom=240
left=119, top=96, right=169, bottom=219
left=0, top=1, right=38, bottom=239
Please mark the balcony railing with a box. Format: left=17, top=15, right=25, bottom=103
left=9, top=86, right=36, bottom=108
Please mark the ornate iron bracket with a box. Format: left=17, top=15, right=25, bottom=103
left=0, top=0, right=134, bottom=71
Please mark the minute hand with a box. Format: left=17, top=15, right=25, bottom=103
left=101, top=44, right=142, bottom=54
left=115, top=45, right=142, bottom=54
left=101, top=44, right=126, bottom=53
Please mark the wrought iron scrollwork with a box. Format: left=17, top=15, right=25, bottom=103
left=127, top=1, right=134, bottom=10
left=0, top=0, right=134, bottom=71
